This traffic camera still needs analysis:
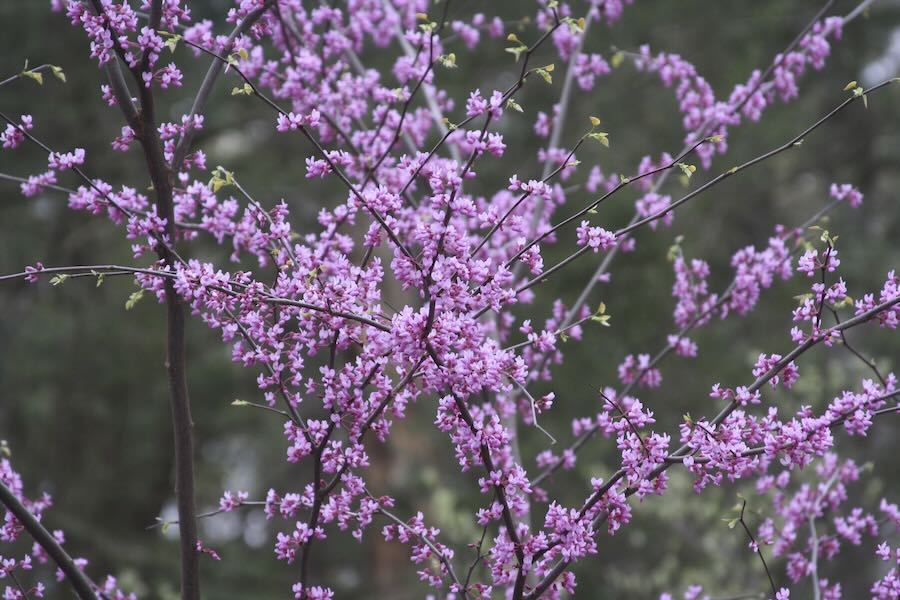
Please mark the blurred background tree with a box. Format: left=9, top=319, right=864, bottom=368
left=1, top=1, right=898, bottom=598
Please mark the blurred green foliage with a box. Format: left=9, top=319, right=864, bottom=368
left=1, top=1, right=899, bottom=598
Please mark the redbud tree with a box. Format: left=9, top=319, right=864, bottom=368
left=0, top=0, right=898, bottom=599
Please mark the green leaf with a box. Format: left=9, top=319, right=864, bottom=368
left=164, top=34, right=181, bottom=53
left=438, top=53, right=457, bottom=68
left=587, top=132, right=609, bottom=147
left=667, top=237, right=683, bottom=262
left=50, top=274, right=68, bottom=286
left=232, top=399, right=249, bottom=406
left=237, top=47, right=249, bottom=61
left=51, top=65, right=66, bottom=83
left=231, top=83, right=253, bottom=96
left=22, top=69, right=42, bottom=85
left=208, top=167, right=235, bottom=192
left=561, top=15, right=585, bottom=33
left=506, top=98, right=523, bottom=113
left=589, top=115, right=601, bottom=127
left=506, top=45, right=526, bottom=62
left=676, top=162, right=696, bottom=178
left=610, top=51, right=625, bottom=69
left=535, top=64, right=555, bottom=84
left=125, top=289, right=145, bottom=310
left=589, top=314, right=611, bottom=326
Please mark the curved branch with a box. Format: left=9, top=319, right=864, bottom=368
left=0, top=480, right=98, bottom=600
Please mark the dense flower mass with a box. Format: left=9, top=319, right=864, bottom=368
left=0, top=0, right=898, bottom=599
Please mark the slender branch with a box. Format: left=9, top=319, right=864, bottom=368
left=0, top=480, right=98, bottom=600
left=371, top=503, right=465, bottom=596
left=0, top=64, right=53, bottom=89
left=148, top=501, right=266, bottom=530
left=737, top=499, right=778, bottom=597
left=0, top=264, right=392, bottom=332
left=171, top=0, right=274, bottom=168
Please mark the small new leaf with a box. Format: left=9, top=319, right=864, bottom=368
left=22, top=69, right=43, bottom=85
left=506, top=45, right=526, bottom=61
left=611, top=51, right=625, bottom=69
left=231, top=83, right=253, bottom=96
left=843, top=80, right=858, bottom=91
left=506, top=98, right=523, bottom=113
left=232, top=399, right=249, bottom=406
left=590, top=314, right=611, bottom=327
left=589, top=116, right=601, bottom=127
left=51, top=65, right=66, bottom=83
left=237, top=47, right=249, bottom=61
left=163, top=34, right=181, bottom=53
left=439, top=53, right=457, bottom=68
left=50, top=274, right=68, bottom=286
left=588, top=132, right=610, bottom=147
left=676, top=162, right=696, bottom=178
left=209, top=167, right=235, bottom=193
left=667, top=241, right=682, bottom=263
left=125, top=289, right=145, bottom=310
left=535, top=67, right=553, bottom=84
